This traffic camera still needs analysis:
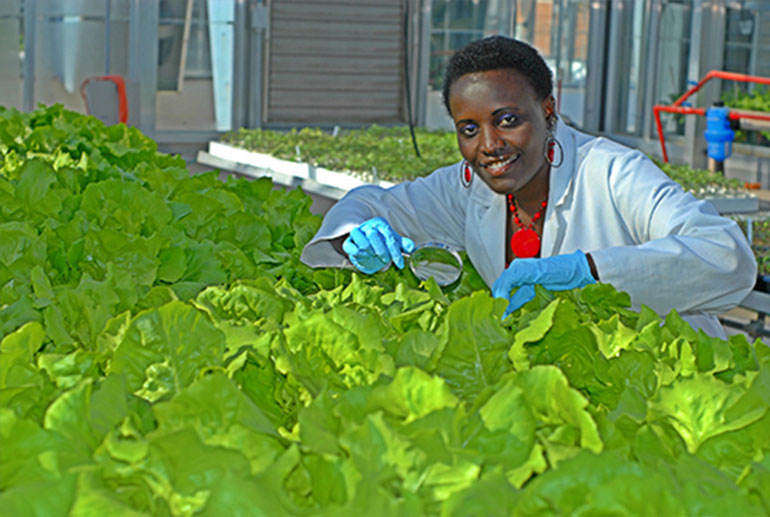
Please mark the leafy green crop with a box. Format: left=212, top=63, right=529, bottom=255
left=722, top=86, right=770, bottom=144
left=221, top=125, right=462, bottom=183
left=222, top=125, right=752, bottom=197
left=1, top=105, right=769, bottom=516
left=653, top=158, right=746, bottom=195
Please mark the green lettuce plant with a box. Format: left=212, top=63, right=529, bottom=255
left=221, top=125, right=461, bottom=183
left=0, top=105, right=768, bottom=516
left=722, top=86, right=770, bottom=144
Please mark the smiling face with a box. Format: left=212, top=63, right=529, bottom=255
left=448, top=69, right=554, bottom=196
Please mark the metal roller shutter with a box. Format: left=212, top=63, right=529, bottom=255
left=265, top=0, right=406, bottom=125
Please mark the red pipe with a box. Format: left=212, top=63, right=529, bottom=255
left=653, top=106, right=667, bottom=162
left=653, top=70, right=770, bottom=163
left=707, top=70, right=770, bottom=86
left=653, top=104, right=706, bottom=162
left=79, top=75, right=129, bottom=124
left=672, top=70, right=770, bottom=108
left=103, top=75, right=129, bottom=124
left=654, top=105, right=706, bottom=116
left=728, top=111, right=770, bottom=123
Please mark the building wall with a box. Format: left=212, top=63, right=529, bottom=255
left=265, top=0, right=407, bottom=125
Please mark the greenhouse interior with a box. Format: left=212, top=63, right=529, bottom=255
left=1, top=0, right=770, bottom=515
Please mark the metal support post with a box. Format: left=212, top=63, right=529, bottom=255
left=22, top=0, right=36, bottom=112
left=248, top=0, right=267, bottom=129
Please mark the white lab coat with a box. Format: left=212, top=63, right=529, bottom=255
left=302, top=120, right=757, bottom=338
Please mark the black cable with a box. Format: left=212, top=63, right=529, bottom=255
left=403, top=0, right=421, bottom=158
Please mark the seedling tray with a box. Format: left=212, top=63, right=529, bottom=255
left=197, top=141, right=395, bottom=200
left=702, top=194, right=759, bottom=214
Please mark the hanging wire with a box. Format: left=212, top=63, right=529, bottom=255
left=403, top=0, right=421, bottom=158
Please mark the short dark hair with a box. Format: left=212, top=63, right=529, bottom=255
left=442, top=35, right=553, bottom=114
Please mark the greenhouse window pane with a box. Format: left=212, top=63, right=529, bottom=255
left=654, top=0, right=692, bottom=136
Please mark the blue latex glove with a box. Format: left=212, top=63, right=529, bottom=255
left=492, top=250, right=596, bottom=319
left=342, top=217, right=415, bottom=274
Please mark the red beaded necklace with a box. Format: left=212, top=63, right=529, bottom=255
left=507, top=193, right=547, bottom=259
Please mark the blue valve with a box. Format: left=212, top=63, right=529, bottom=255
left=704, top=106, right=734, bottom=162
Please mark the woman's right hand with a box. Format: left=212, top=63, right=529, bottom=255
left=342, top=217, right=415, bottom=274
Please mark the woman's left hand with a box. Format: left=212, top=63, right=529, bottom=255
left=492, top=250, right=596, bottom=318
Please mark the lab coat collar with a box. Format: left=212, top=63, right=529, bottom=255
left=548, top=119, right=577, bottom=209
left=472, top=182, right=506, bottom=283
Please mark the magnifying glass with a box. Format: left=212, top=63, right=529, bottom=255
left=405, top=242, right=463, bottom=286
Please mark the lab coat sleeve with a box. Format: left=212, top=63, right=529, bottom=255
left=588, top=150, right=756, bottom=315
left=301, top=163, right=468, bottom=268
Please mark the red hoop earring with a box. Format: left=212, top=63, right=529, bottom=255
left=543, top=134, right=564, bottom=167
left=461, top=161, right=473, bottom=188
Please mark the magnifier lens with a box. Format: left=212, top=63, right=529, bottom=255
left=408, top=242, right=463, bottom=286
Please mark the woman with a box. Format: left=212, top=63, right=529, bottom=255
left=301, top=35, right=756, bottom=339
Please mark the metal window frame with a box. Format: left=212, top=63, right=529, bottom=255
left=680, top=0, right=726, bottom=169
left=602, top=0, right=657, bottom=136
left=20, top=0, right=262, bottom=147
left=641, top=0, right=662, bottom=140
left=247, top=1, right=268, bottom=129
left=583, top=0, right=736, bottom=166
left=415, top=0, right=432, bottom=126
left=582, top=0, right=609, bottom=132
left=602, top=0, right=627, bottom=133
left=23, top=0, right=35, bottom=113
left=128, top=0, right=158, bottom=139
